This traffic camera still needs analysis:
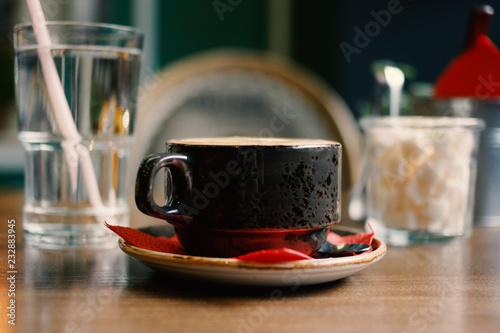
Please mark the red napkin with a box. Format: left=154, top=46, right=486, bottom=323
left=105, top=222, right=187, bottom=254
left=106, top=223, right=375, bottom=263
left=434, top=34, right=500, bottom=98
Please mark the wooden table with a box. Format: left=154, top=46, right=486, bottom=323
left=1, top=187, right=499, bottom=333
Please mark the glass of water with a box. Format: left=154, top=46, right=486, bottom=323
left=13, top=22, right=143, bottom=248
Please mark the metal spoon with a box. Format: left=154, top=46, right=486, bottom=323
left=385, top=65, right=405, bottom=117
left=311, top=242, right=372, bottom=258
left=348, top=63, right=405, bottom=221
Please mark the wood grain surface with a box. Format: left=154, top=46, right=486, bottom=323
left=1, top=187, right=499, bottom=333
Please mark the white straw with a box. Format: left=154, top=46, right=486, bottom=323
left=26, top=0, right=104, bottom=208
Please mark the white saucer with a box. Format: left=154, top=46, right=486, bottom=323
left=118, top=227, right=386, bottom=287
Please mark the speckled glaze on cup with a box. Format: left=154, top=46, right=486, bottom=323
left=135, top=137, right=342, bottom=257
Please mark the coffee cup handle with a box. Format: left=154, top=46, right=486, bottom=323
left=135, top=153, right=192, bottom=225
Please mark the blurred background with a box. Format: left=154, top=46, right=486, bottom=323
left=2, top=0, right=500, bottom=187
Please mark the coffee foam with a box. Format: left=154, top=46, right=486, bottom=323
left=169, top=137, right=339, bottom=147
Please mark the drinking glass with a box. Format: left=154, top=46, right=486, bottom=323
left=14, top=22, right=143, bottom=248
left=361, top=116, right=484, bottom=245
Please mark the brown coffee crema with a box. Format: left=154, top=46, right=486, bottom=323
left=169, top=136, right=338, bottom=147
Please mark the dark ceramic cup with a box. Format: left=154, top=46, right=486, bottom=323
left=135, top=137, right=342, bottom=257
